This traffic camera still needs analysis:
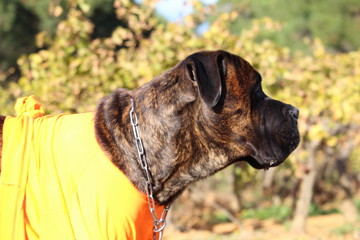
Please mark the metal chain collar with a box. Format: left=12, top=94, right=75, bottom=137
left=129, top=99, right=170, bottom=240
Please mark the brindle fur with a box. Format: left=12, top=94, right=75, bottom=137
left=0, top=50, right=299, bottom=206
left=95, top=50, right=299, bottom=205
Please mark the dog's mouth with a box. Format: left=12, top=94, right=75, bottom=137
left=242, top=156, right=283, bottom=170
left=240, top=141, right=288, bottom=170
left=246, top=120, right=299, bottom=170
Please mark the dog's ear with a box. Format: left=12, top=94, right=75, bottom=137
left=185, top=52, right=226, bottom=108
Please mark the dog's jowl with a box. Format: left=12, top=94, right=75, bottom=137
left=0, top=50, right=299, bottom=240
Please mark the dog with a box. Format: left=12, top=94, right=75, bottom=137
left=0, top=50, right=299, bottom=240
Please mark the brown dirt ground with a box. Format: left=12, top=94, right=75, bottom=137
left=164, top=214, right=360, bottom=240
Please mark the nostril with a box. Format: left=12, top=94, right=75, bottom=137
left=289, top=107, right=299, bottom=120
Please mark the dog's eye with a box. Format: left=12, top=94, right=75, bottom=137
left=253, top=83, right=267, bottom=100
left=254, top=83, right=261, bottom=93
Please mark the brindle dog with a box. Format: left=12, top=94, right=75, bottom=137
left=0, top=50, right=299, bottom=206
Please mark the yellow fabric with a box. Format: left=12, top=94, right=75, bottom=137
left=0, top=97, right=163, bottom=240
left=14, top=95, right=45, bottom=118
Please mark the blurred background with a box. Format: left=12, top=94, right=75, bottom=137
left=0, top=0, right=359, bottom=239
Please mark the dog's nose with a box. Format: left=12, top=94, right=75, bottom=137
left=287, top=105, right=299, bottom=120
left=282, top=104, right=299, bottom=120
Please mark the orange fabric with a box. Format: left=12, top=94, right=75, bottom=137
left=0, top=96, right=163, bottom=240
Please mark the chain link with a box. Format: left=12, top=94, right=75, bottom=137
left=130, top=99, right=170, bottom=240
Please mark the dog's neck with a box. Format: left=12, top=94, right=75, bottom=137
left=135, top=96, right=231, bottom=205
left=95, top=70, right=231, bottom=205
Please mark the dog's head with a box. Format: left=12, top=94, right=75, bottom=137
left=184, top=50, right=300, bottom=169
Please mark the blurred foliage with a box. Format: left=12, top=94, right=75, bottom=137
left=213, top=0, right=360, bottom=53
left=331, top=224, right=360, bottom=236
left=242, top=205, right=292, bottom=222
left=308, top=203, right=340, bottom=217
left=0, top=0, right=359, bottom=233
left=0, top=0, right=125, bottom=72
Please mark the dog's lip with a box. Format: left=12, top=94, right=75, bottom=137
left=242, top=156, right=283, bottom=170
left=242, top=142, right=283, bottom=169
left=241, top=156, right=272, bottom=170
